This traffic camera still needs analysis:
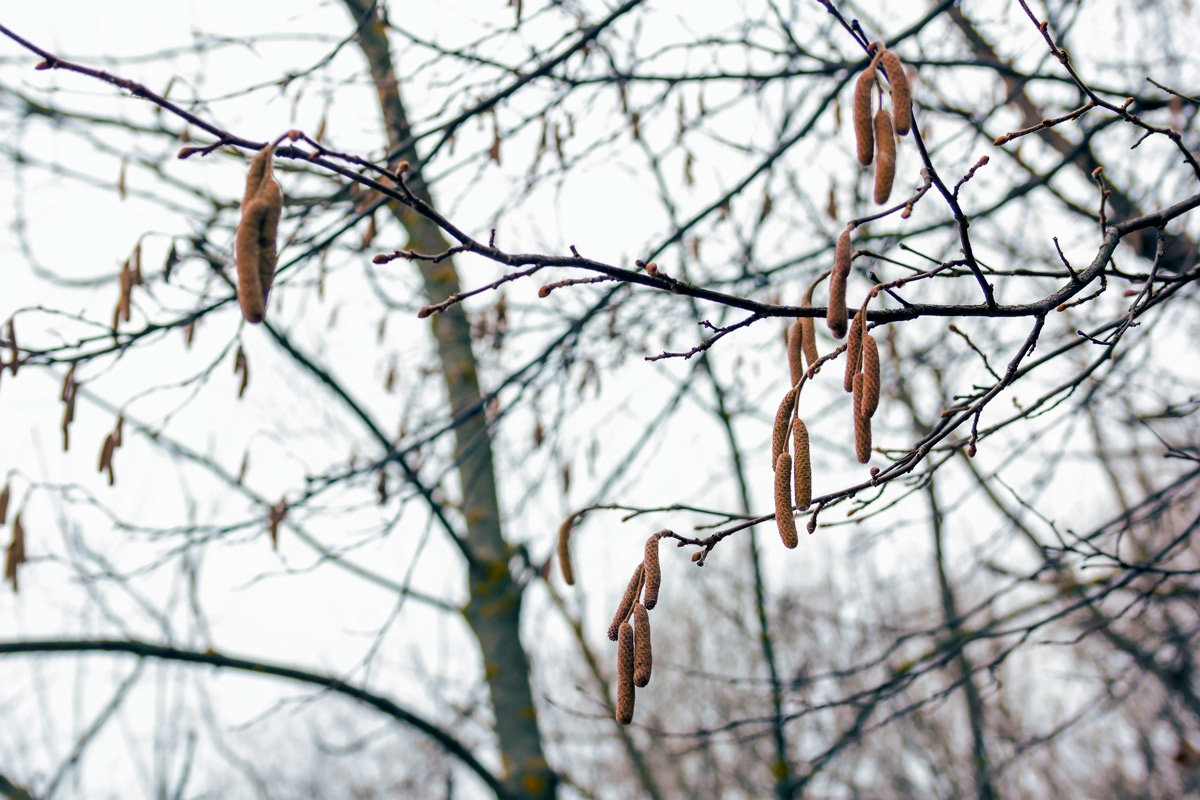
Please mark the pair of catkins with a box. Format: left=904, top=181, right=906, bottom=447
left=235, top=143, right=285, bottom=324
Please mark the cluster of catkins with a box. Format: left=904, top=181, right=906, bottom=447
left=853, top=44, right=911, bottom=205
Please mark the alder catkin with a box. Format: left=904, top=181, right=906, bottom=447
left=861, top=333, right=881, bottom=419
left=873, top=110, right=896, bottom=205
left=800, top=294, right=819, bottom=369
left=0, top=483, right=9, bottom=525
left=793, top=419, right=812, bottom=511
left=880, top=49, right=912, bottom=135
left=616, top=621, right=636, bottom=725
left=853, top=56, right=878, bottom=166
left=235, top=146, right=284, bottom=324
left=556, top=513, right=576, bottom=586
left=827, top=227, right=852, bottom=338
left=787, top=318, right=805, bottom=387
left=633, top=603, right=652, bottom=687
left=853, top=373, right=872, bottom=463
left=608, top=563, right=644, bottom=641
left=642, top=532, right=662, bottom=610
left=772, top=386, right=799, bottom=467
left=6, top=317, right=18, bottom=376
left=5, top=512, right=25, bottom=593
left=98, top=433, right=116, bottom=486
left=774, top=452, right=799, bottom=549
left=844, top=310, right=865, bottom=393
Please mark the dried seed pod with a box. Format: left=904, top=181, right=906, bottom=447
left=633, top=603, right=652, bottom=687
left=793, top=419, right=812, bottom=511
left=616, top=621, right=636, bottom=725
left=772, top=386, right=799, bottom=467
left=844, top=310, right=865, bottom=393
left=861, top=333, right=881, bottom=419
left=608, top=563, right=644, bottom=641
left=556, top=513, right=577, bottom=586
left=786, top=318, right=805, bottom=387
left=235, top=146, right=284, bottom=324
left=880, top=49, right=912, bottom=135
left=827, top=227, right=852, bottom=338
left=853, top=60, right=877, bottom=166
left=0, top=483, right=9, bottom=525
left=642, top=532, right=662, bottom=610
left=853, top=373, right=872, bottom=463
left=873, top=110, right=896, bottom=205
left=774, top=452, right=799, bottom=549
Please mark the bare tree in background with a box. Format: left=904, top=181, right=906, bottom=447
left=0, top=1, right=1199, bottom=798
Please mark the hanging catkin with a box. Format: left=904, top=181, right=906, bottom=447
left=844, top=309, right=865, bottom=393
left=827, top=227, right=852, bottom=338
left=608, top=563, right=644, bottom=641
left=772, top=387, right=799, bottom=467
left=793, top=419, right=812, bottom=511
left=873, top=110, right=896, bottom=205
left=774, top=452, right=799, bottom=549
left=642, top=532, right=662, bottom=610
left=861, top=333, right=881, bottom=419
left=787, top=318, right=805, bottom=387
left=880, top=50, right=912, bottom=135
left=235, top=145, right=284, bottom=324
left=0, top=483, right=9, bottom=525
left=801, top=290, right=819, bottom=369
left=853, top=373, right=872, bottom=463
left=853, top=56, right=877, bottom=166
left=632, top=603, right=652, bottom=687
left=616, top=621, right=636, bottom=725
left=556, top=513, right=577, bottom=586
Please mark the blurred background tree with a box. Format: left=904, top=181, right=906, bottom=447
left=0, top=1, right=1198, bottom=798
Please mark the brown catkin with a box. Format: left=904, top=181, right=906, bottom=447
left=633, top=603, right=652, bottom=687
left=608, top=563, right=644, bottom=641
left=556, top=513, right=576, bottom=586
left=880, top=50, right=912, bottom=135
left=774, top=452, right=799, bottom=549
left=5, top=512, right=25, bottom=592
left=827, top=227, right=852, bottom=338
left=6, top=317, right=18, bottom=376
left=874, top=110, right=896, bottom=205
left=787, top=318, right=805, bottom=387
left=772, top=387, right=799, bottom=467
left=98, top=433, right=116, bottom=486
left=0, top=483, right=9, bottom=525
left=616, top=621, right=636, bottom=725
left=793, top=419, right=812, bottom=511
left=844, top=310, right=865, bottom=393
left=235, top=146, right=284, bottom=324
left=800, top=296, right=819, bottom=369
left=853, top=61, right=876, bottom=166
left=861, top=334, right=881, bottom=419
left=642, top=532, right=662, bottom=610
left=853, top=373, right=872, bottom=463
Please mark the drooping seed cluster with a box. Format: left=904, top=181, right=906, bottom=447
left=96, top=414, right=125, bottom=487
left=842, top=303, right=883, bottom=463
left=235, top=145, right=285, bottom=324
left=851, top=45, right=911, bottom=206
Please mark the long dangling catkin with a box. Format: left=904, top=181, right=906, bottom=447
left=801, top=292, right=819, bottom=369
left=6, top=317, right=18, bottom=376
left=793, top=419, right=812, bottom=511
left=861, top=333, right=881, bottom=419
left=235, top=146, right=284, bottom=324
left=5, top=512, right=25, bottom=593
left=844, top=310, right=865, bottom=393
left=556, top=513, right=577, bottom=586
left=772, top=387, right=799, bottom=467
left=880, top=49, right=912, bottom=135
left=853, top=60, right=876, bottom=166
left=787, top=318, right=805, bottom=386
left=853, top=373, right=872, bottom=463
left=0, top=483, right=9, bottom=525
left=873, top=110, right=896, bottom=205
left=775, top=452, right=799, bottom=549
left=616, top=621, right=636, bottom=725
left=827, top=227, right=852, bottom=338
left=98, top=433, right=116, bottom=486
left=633, top=603, right=653, bottom=687
left=608, top=563, right=644, bottom=641
left=642, top=532, right=662, bottom=610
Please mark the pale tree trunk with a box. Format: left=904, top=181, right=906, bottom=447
left=342, top=2, right=555, bottom=797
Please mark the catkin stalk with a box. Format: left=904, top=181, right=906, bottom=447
left=853, top=373, right=872, bottom=463
left=793, top=420, right=812, bottom=511
left=880, top=50, right=912, bottom=135
left=616, top=621, right=636, bottom=725
left=828, top=227, right=852, bottom=338
left=772, top=387, right=799, bottom=467
left=633, top=603, right=652, bottom=687
left=642, top=533, right=662, bottom=610
left=861, top=333, right=881, bottom=419
left=774, top=452, right=799, bottom=549
left=608, top=563, right=645, bottom=641
left=874, top=110, right=896, bottom=205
